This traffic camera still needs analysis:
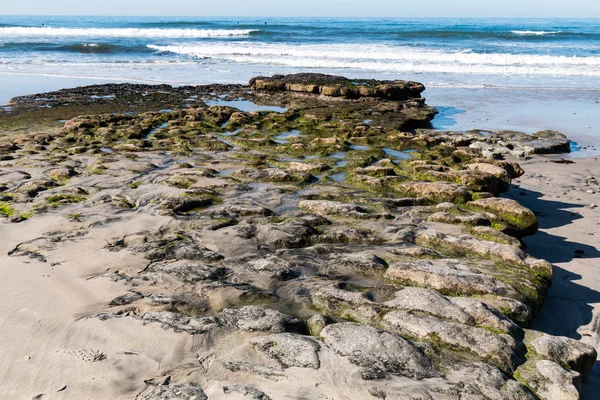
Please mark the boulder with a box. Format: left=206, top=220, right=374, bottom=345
left=298, top=200, right=367, bottom=216
left=448, top=362, right=537, bottom=400
left=464, top=162, right=511, bottom=192
left=530, top=333, right=598, bottom=378
left=144, top=260, right=227, bottom=282
left=399, top=181, right=472, bottom=204
left=515, top=360, right=581, bottom=400
left=223, top=385, right=272, bottom=400
left=414, top=229, right=552, bottom=279
left=321, top=323, right=437, bottom=379
left=243, top=256, right=297, bottom=280
left=385, top=259, right=512, bottom=297
left=307, top=314, right=329, bottom=336
left=384, top=287, right=474, bottom=324
left=222, top=306, right=306, bottom=333
left=137, top=312, right=221, bottom=334
left=250, top=333, right=320, bottom=369
left=449, top=297, right=521, bottom=336
left=323, top=252, right=388, bottom=276
left=382, top=310, right=524, bottom=373
left=142, top=383, right=208, bottom=400
left=467, top=197, right=538, bottom=237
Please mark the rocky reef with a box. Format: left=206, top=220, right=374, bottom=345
left=0, top=74, right=592, bottom=399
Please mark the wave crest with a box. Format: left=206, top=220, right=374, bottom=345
left=147, top=43, right=600, bottom=77
left=511, top=30, right=563, bottom=36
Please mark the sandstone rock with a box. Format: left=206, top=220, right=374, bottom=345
left=222, top=306, right=305, bottom=333
left=400, top=181, right=472, bottom=204
left=307, top=314, right=329, bottom=336
left=109, top=291, right=144, bottom=306
left=414, top=230, right=552, bottom=279
left=145, top=236, right=223, bottom=262
left=244, top=256, right=297, bottom=280
left=320, top=323, right=437, bottom=379
left=235, top=168, right=313, bottom=183
left=250, top=333, right=320, bottom=369
left=496, top=161, right=525, bottom=179
left=467, top=197, right=538, bottom=237
left=385, top=259, right=512, bottom=297
left=255, top=221, right=317, bottom=249
left=448, top=296, right=521, bottom=336
left=223, top=385, right=271, bottom=400
left=47, top=167, right=78, bottom=181
left=317, top=226, right=377, bottom=244
left=285, top=161, right=328, bottom=173
left=530, top=333, right=598, bottom=378
left=382, top=310, right=524, bottom=373
left=285, top=82, right=319, bottom=93
left=161, top=195, right=214, bottom=214
left=298, top=200, right=367, bottom=216
left=475, top=295, right=533, bottom=327
left=515, top=360, right=581, bottom=400
left=250, top=73, right=425, bottom=101
left=464, top=163, right=511, bottom=192
left=323, top=252, right=388, bottom=276
left=526, top=130, right=572, bottom=155
left=312, top=283, right=381, bottom=324
left=223, top=205, right=274, bottom=216
left=224, top=361, right=286, bottom=379
left=138, top=312, right=221, bottom=334
left=427, top=211, right=490, bottom=226
left=448, top=362, right=537, bottom=400
left=383, top=287, right=475, bottom=325
left=470, top=225, right=522, bottom=247
left=142, top=383, right=208, bottom=400
left=144, top=260, right=227, bottom=282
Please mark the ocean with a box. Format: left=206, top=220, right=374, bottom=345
left=1, top=16, right=600, bottom=89
left=1, top=16, right=599, bottom=150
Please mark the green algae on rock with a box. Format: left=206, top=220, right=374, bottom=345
left=0, top=73, right=584, bottom=400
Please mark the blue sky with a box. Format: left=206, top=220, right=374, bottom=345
left=1, top=0, right=599, bottom=17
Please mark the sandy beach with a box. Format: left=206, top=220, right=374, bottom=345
left=507, top=155, right=600, bottom=397
left=0, top=74, right=598, bottom=399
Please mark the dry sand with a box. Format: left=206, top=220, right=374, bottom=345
left=0, top=78, right=596, bottom=399
left=2, top=153, right=598, bottom=399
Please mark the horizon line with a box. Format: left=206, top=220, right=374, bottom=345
left=2, top=14, right=600, bottom=19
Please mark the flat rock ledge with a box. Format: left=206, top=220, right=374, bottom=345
left=0, top=73, right=588, bottom=400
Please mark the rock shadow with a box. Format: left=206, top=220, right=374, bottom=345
left=503, top=186, right=598, bottom=263
left=504, top=185, right=585, bottom=231
left=532, top=266, right=600, bottom=340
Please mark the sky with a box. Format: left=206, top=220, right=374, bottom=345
left=1, top=0, right=599, bottom=18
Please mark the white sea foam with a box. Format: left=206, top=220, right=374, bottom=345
left=147, top=43, right=600, bottom=77
left=0, top=27, right=258, bottom=38
left=511, top=30, right=563, bottom=36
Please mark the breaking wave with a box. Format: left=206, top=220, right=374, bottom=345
left=148, top=43, right=600, bottom=77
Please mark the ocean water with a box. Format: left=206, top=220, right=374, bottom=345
left=1, top=16, right=600, bottom=90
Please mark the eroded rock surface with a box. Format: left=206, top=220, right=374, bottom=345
left=0, top=73, right=582, bottom=400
